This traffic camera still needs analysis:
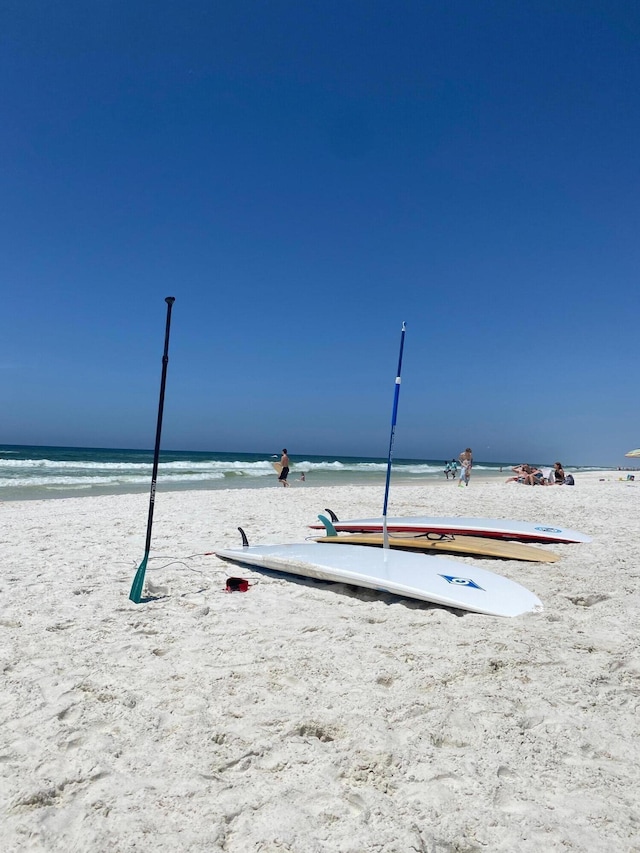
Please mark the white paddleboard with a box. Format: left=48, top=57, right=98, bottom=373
left=215, top=542, right=543, bottom=618
left=309, top=514, right=591, bottom=544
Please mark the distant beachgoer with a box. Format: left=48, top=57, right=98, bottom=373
left=505, top=463, right=530, bottom=483
left=279, top=449, right=290, bottom=487
left=529, top=467, right=545, bottom=485
left=553, top=462, right=565, bottom=485
left=449, top=458, right=458, bottom=481
left=299, top=472, right=306, bottom=482
left=506, top=465, right=523, bottom=483
left=444, top=461, right=452, bottom=479
left=458, top=448, right=472, bottom=487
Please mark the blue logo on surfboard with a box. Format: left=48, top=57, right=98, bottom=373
left=439, top=575, right=484, bottom=590
left=534, top=526, right=562, bottom=533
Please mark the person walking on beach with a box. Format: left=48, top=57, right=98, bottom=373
left=444, top=458, right=457, bottom=480
left=458, top=448, right=473, bottom=487
left=278, top=449, right=290, bottom=487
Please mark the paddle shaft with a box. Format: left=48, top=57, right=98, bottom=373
left=382, top=322, right=406, bottom=547
left=129, top=296, right=175, bottom=603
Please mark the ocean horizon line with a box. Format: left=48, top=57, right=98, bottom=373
left=0, top=442, right=616, bottom=468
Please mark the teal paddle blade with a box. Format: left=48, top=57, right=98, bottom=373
left=129, top=554, right=149, bottom=603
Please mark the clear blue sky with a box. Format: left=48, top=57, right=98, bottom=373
left=2, top=1, right=638, bottom=466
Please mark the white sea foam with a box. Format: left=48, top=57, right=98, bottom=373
left=0, top=472, right=229, bottom=488
left=0, top=458, right=275, bottom=472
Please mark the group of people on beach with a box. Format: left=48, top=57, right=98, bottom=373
left=280, top=447, right=572, bottom=490
left=506, top=462, right=573, bottom=486
left=443, top=454, right=575, bottom=487
left=444, top=448, right=473, bottom=487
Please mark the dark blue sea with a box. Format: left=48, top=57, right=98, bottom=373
left=0, top=444, right=523, bottom=501
left=0, top=445, right=602, bottom=501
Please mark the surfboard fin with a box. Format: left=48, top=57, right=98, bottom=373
left=238, top=527, right=249, bottom=547
left=324, top=508, right=339, bottom=522
left=317, top=514, right=338, bottom=537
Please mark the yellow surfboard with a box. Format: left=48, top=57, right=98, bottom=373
left=272, top=462, right=283, bottom=474
left=314, top=531, right=558, bottom=563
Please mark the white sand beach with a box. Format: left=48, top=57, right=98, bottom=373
left=1, top=471, right=639, bottom=852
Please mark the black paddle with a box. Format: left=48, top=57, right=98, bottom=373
left=129, top=296, right=176, bottom=603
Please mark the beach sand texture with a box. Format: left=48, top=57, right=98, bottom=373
left=1, top=472, right=639, bottom=852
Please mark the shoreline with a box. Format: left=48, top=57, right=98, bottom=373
left=0, top=466, right=619, bottom=503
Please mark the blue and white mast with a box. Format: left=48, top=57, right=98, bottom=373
left=382, top=322, right=406, bottom=549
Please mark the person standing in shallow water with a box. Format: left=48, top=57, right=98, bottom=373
left=279, top=448, right=290, bottom=487
left=458, top=448, right=473, bottom=487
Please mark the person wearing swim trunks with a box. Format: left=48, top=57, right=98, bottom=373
left=458, top=448, right=473, bottom=486
left=279, top=449, right=290, bottom=487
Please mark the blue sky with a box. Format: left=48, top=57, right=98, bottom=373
left=1, top=1, right=638, bottom=466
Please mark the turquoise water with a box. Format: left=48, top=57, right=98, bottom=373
left=0, top=445, right=606, bottom=501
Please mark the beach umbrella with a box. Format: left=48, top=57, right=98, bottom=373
left=625, top=449, right=640, bottom=458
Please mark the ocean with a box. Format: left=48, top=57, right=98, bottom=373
left=0, top=444, right=541, bottom=502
